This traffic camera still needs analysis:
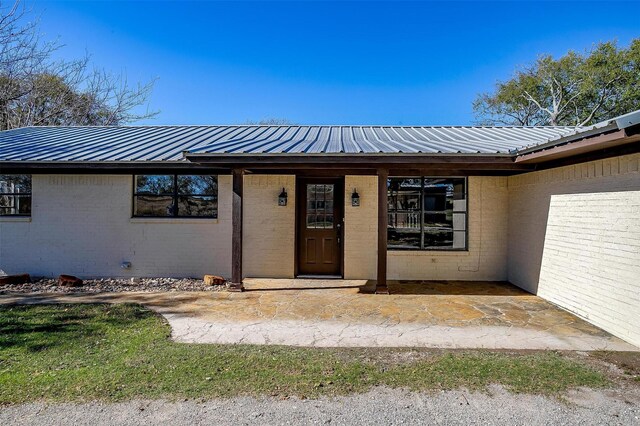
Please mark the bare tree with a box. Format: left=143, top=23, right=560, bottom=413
left=244, top=118, right=294, bottom=125
left=0, top=1, right=157, bottom=130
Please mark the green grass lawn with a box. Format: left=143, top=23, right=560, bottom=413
left=0, top=303, right=609, bottom=403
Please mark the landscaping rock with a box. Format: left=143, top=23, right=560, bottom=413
left=204, top=275, right=226, bottom=286
left=0, top=274, right=31, bottom=285
left=0, top=277, right=225, bottom=294
left=58, top=275, right=83, bottom=287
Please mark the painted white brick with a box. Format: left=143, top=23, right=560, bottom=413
left=243, top=175, right=295, bottom=278
left=344, top=176, right=378, bottom=279
left=0, top=174, right=232, bottom=279
left=344, top=176, right=509, bottom=281
left=508, top=153, right=640, bottom=347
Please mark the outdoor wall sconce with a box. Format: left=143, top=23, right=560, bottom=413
left=351, top=188, right=360, bottom=207
left=278, top=188, right=288, bottom=206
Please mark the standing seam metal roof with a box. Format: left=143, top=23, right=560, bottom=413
left=0, top=125, right=582, bottom=162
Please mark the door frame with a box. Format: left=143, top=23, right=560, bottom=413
left=294, top=176, right=345, bottom=278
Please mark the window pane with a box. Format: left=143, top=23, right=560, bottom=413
left=388, top=176, right=467, bottom=251
left=307, top=214, right=318, bottom=228
left=0, top=175, right=32, bottom=216
left=134, top=195, right=174, bottom=216
left=0, top=174, right=31, bottom=193
left=0, top=195, right=31, bottom=215
left=177, top=196, right=217, bottom=217
left=389, top=193, right=420, bottom=211
left=324, top=215, right=334, bottom=229
left=135, top=175, right=173, bottom=195
left=453, top=231, right=466, bottom=249
left=424, top=212, right=452, bottom=229
left=388, top=229, right=421, bottom=249
left=424, top=178, right=465, bottom=209
left=389, top=212, right=421, bottom=229
left=452, top=213, right=466, bottom=231
left=306, top=184, right=335, bottom=229
left=324, top=184, right=334, bottom=200
left=424, top=229, right=454, bottom=249
left=177, top=175, right=217, bottom=195
left=388, top=180, right=420, bottom=208
left=389, top=178, right=421, bottom=192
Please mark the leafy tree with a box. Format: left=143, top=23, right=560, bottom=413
left=474, top=39, right=640, bottom=126
left=0, top=1, right=157, bottom=130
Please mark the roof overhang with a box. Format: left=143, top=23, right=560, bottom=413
left=515, top=128, right=640, bottom=164
left=183, top=153, right=534, bottom=174
left=0, top=161, right=232, bottom=174
left=0, top=154, right=536, bottom=176
left=514, top=109, right=640, bottom=164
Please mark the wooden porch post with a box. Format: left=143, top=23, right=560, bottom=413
left=229, top=168, right=244, bottom=292
left=376, top=168, right=389, bottom=294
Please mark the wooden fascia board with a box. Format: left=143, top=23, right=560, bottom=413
left=0, top=161, right=231, bottom=174
left=184, top=154, right=516, bottom=165
left=514, top=129, right=636, bottom=164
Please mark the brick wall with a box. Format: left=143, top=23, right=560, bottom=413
left=343, top=176, right=509, bottom=281
left=243, top=175, right=295, bottom=278
left=508, top=153, right=640, bottom=347
left=344, top=176, right=378, bottom=279
left=0, top=174, right=232, bottom=278
left=388, top=176, right=509, bottom=280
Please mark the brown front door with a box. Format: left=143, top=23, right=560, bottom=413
left=297, top=177, right=344, bottom=276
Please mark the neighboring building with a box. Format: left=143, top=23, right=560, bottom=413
left=0, top=110, right=639, bottom=346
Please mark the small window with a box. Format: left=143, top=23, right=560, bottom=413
left=306, top=184, right=334, bottom=229
left=388, top=177, right=467, bottom=250
left=133, top=175, right=217, bottom=218
left=0, top=174, right=32, bottom=216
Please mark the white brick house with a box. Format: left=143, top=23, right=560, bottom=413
left=1, top=110, right=639, bottom=346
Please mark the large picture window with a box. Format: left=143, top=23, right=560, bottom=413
left=388, top=177, right=467, bottom=250
left=0, top=174, right=32, bottom=216
left=133, top=175, right=218, bottom=218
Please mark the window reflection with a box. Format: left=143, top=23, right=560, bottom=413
left=0, top=174, right=32, bottom=216
left=388, top=177, right=466, bottom=250
left=134, top=175, right=218, bottom=218
left=306, top=184, right=335, bottom=229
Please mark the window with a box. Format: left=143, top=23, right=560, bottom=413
left=388, top=177, right=467, bottom=250
left=133, top=175, right=218, bottom=218
left=306, top=184, right=334, bottom=229
left=0, top=174, right=31, bottom=216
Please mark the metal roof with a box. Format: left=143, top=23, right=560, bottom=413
left=516, top=109, right=640, bottom=155
left=0, top=125, right=581, bottom=162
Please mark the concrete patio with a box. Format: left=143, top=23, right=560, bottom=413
left=0, top=279, right=636, bottom=351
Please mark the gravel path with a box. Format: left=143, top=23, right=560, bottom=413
left=0, top=278, right=226, bottom=294
left=1, top=386, right=638, bottom=426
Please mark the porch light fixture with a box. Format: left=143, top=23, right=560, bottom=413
left=278, top=188, right=288, bottom=206
left=351, top=188, right=360, bottom=207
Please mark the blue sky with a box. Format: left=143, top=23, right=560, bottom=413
left=33, top=1, right=640, bottom=125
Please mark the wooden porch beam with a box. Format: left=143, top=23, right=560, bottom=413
left=229, top=168, right=244, bottom=292
left=376, top=168, right=389, bottom=294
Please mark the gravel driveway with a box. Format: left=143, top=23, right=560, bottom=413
left=2, top=386, right=638, bottom=426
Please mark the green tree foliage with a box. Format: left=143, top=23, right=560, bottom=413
left=474, top=39, right=640, bottom=126
left=0, top=1, right=157, bottom=130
